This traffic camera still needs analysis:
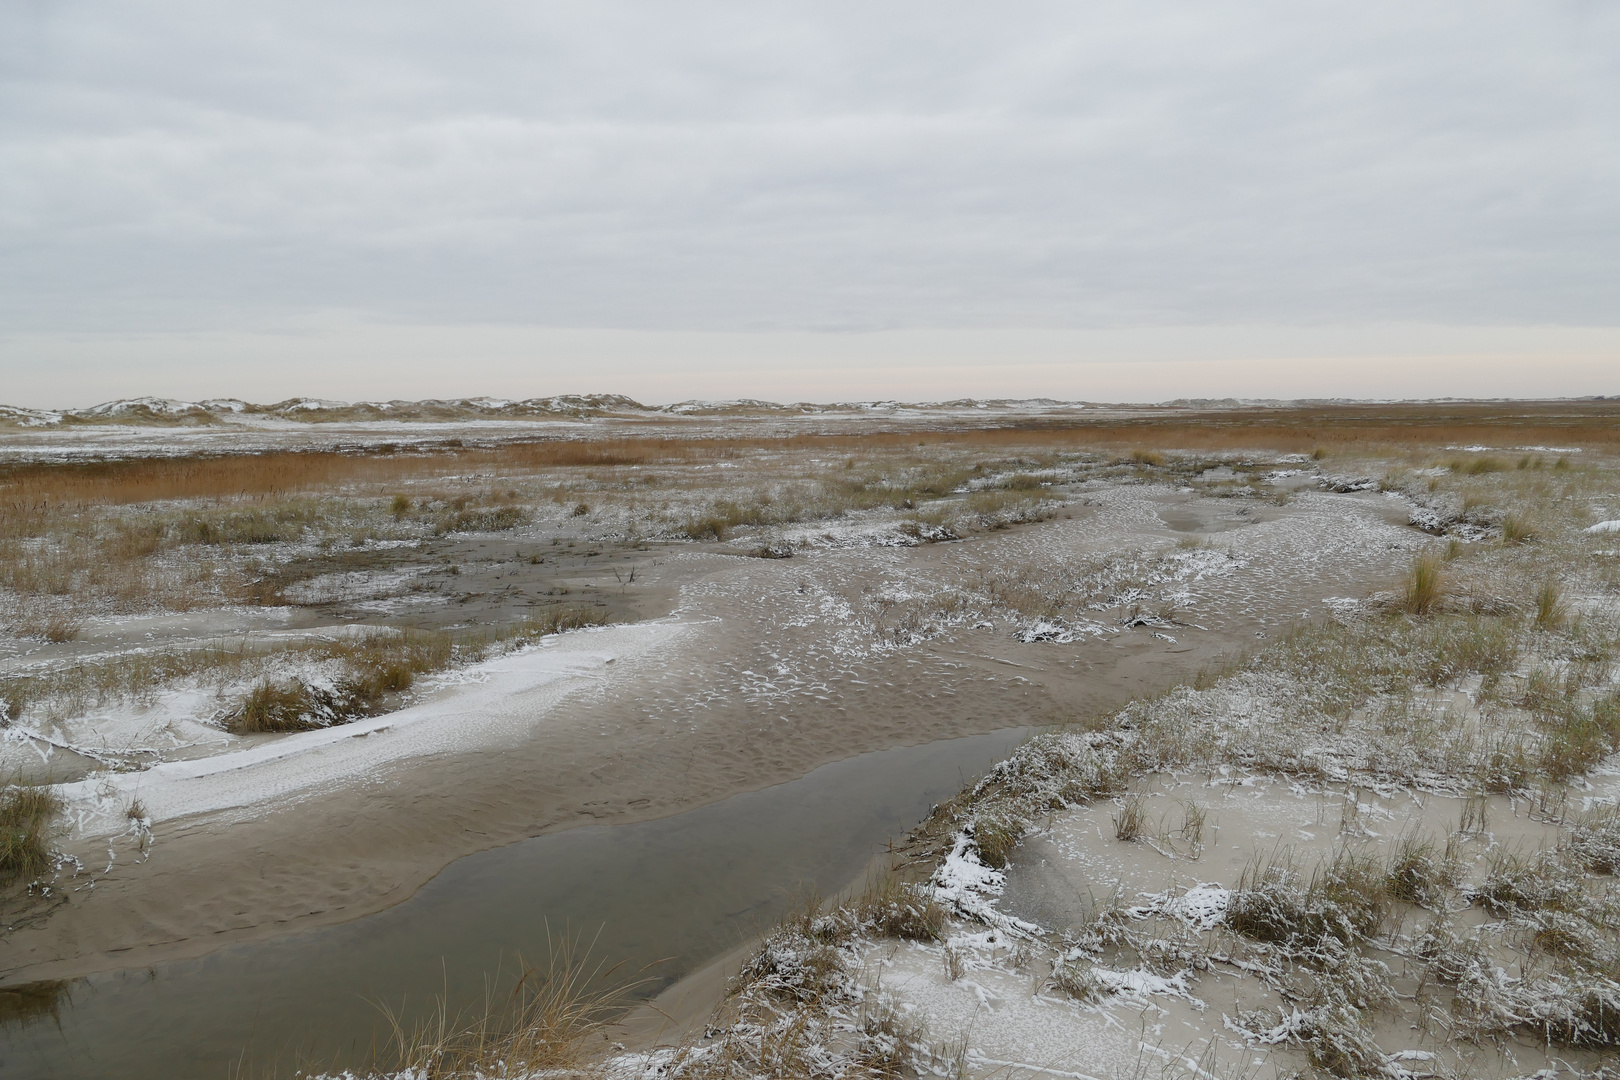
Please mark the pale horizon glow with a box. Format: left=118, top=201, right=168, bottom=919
left=4, top=323, right=1617, bottom=411
left=2, top=2, right=1617, bottom=405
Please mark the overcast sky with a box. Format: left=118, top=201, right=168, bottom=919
left=2, top=2, right=1617, bottom=405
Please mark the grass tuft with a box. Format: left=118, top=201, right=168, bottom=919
left=225, top=679, right=326, bottom=734
left=1227, top=848, right=1389, bottom=950
left=1047, top=954, right=1109, bottom=1003
left=970, top=816, right=1023, bottom=869
left=377, top=934, right=638, bottom=1078
left=1401, top=552, right=1444, bottom=616
left=1534, top=579, right=1567, bottom=630
left=1384, top=832, right=1448, bottom=907
left=0, top=784, right=61, bottom=885
left=1112, top=794, right=1146, bottom=842
left=221, top=630, right=455, bottom=734
left=1501, top=512, right=1537, bottom=545
left=1565, top=806, right=1620, bottom=875
left=856, top=875, right=947, bottom=942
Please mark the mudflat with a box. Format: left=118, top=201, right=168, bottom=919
left=3, top=480, right=1415, bottom=987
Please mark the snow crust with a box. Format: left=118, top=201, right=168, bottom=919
left=50, top=621, right=687, bottom=836
left=932, top=833, right=1043, bottom=936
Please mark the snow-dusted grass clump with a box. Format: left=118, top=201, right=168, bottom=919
left=653, top=454, right=1620, bottom=1080
left=11, top=428, right=1620, bottom=1077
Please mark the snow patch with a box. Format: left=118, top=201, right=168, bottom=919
left=1130, top=884, right=1231, bottom=931
left=932, top=832, right=1043, bottom=936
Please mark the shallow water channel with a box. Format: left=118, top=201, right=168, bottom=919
left=3, top=727, right=1030, bottom=1079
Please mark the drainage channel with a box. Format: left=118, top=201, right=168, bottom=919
left=2, top=726, right=1031, bottom=1079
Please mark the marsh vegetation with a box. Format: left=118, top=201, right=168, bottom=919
left=4, top=398, right=1620, bottom=1079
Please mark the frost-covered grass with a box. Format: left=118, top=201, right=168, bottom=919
left=308, top=935, right=642, bottom=1080
left=640, top=450, right=1620, bottom=1080
left=0, top=433, right=1329, bottom=760
left=303, top=878, right=957, bottom=1080
left=14, top=425, right=1620, bottom=1076
left=215, top=608, right=611, bottom=734
left=0, top=430, right=1352, bottom=639
left=847, top=541, right=1248, bottom=651
left=608, top=879, right=963, bottom=1080
left=0, top=782, right=61, bottom=885
left=0, top=605, right=610, bottom=773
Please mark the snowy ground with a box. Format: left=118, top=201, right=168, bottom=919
left=607, top=458, right=1620, bottom=1080
left=48, top=620, right=688, bottom=838
left=6, top=417, right=1618, bottom=1079
left=857, top=767, right=1620, bottom=1080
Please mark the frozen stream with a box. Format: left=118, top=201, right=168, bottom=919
left=0, top=727, right=1030, bottom=1079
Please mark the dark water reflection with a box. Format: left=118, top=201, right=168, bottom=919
left=2, top=727, right=1029, bottom=1079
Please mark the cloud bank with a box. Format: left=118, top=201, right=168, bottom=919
left=1, top=1, right=1616, bottom=401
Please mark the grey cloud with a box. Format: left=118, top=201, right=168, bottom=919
left=1, top=1, right=1617, bottom=335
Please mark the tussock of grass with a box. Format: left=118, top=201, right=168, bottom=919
left=176, top=505, right=318, bottom=545
left=227, top=679, right=326, bottom=734
left=1385, top=832, right=1449, bottom=907
left=1476, top=848, right=1589, bottom=920
left=1535, top=579, right=1567, bottom=630
left=964, top=488, right=1058, bottom=529
left=512, top=605, right=611, bottom=640
left=1476, top=735, right=1534, bottom=793
left=1282, top=999, right=1390, bottom=1079
left=375, top=936, right=637, bottom=1079
left=968, top=816, right=1023, bottom=869
left=1565, top=806, right=1620, bottom=875
left=1226, top=849, right=1388, bottom=951
left=1453, top=456, right=1507, bottom=476
left=0, top=783, right=61, bottom=885
left=221, top=630, right=454, bottom=734
left=1401, top=552, right=1444, bottom=615
left=1001, top=472, right=1044, bottom=490
left=854, top=875, right=946, bottom=943
left=1501, top=512, right=1537, bottom=544
left=1112, top=794, right=1146, bottom=842
left=439, top=504, right=530, bottom=534
left=1047, top=953, right=1109, bottom=1002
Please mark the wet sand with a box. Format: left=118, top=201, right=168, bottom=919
left=0, top=486, right=1418, bottom=994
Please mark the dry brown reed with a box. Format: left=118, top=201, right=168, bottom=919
left=373, top=934, right=638, bottom=1079
left=1401, top=552, right=1444, bottom=615
left=0, top=783, right=61, bottom=885
left=1534, top=579, right=1567, bottom=630
left=854, top=874, right=947, bottom=943
left=8, top=400, right=1618, bottom=519
left=1112, top=794, right=1147, bottom=841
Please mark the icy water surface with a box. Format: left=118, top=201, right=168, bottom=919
left=1, top=727, right=1029, bottom=1079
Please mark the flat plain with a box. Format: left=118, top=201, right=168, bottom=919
left=2, top=396, right=1618, bottom=1079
